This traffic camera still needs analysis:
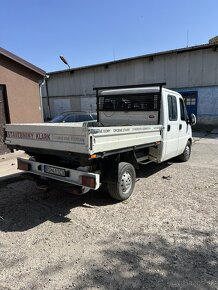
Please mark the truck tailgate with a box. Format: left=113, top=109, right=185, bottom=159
left=5, top=123, right=90, bottom=154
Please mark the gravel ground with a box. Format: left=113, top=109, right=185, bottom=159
left=0, top=133, right=217, bottom=290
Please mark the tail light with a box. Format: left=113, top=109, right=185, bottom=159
left=81, top=176, right=96, bottom=188
left=18, top=159, right=31, bottom=171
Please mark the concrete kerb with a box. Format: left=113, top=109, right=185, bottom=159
left=0, top=150, right=25, bottom=161
left=0, top=150, right=29, bottom=183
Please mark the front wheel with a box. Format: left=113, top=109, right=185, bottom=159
left=107, top=162, right=136, bottom=201
left=178, top=141, right=191, bottom=162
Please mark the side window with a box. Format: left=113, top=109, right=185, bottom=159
left=179, top=98, right=187, bottom=121
left=168, top=95, right=178, bottom=121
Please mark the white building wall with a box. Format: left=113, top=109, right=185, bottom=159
left=42, top=47, right=218, bottom=124
left=176, top=86, right=218, bottom=125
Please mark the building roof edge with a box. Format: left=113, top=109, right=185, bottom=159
left=48, top=43, right=215, bottom=75
left=0, top=47, right=46, bottom=76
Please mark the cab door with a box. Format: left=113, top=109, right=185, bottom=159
left=178, top=98, right=189, bottom=155
left=164, top=94, right=179, bottom=160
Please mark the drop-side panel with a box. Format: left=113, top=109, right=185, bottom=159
left=5, top=124, right=162, bottom=155
left=90, top=125, right=162, bottom=154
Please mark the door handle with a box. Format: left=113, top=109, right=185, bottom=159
left=167, top=125, right=171, bottom=131
left=179, top=124, right=182, bottom=130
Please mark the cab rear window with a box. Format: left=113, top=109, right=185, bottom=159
left=168, top=95, right=178, bottom=121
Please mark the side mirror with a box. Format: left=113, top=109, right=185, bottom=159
left=188, top=113, right=196, bottom=126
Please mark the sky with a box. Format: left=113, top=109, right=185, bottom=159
left=1, top=0, right=218, bottom=72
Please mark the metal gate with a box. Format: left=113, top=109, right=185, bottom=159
left=0, top=85, right=10, bottom=154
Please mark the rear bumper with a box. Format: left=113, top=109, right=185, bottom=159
left=17, top=157, right=100, bottom=191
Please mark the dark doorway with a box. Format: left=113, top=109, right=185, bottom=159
left=180, top=91, right=198, bottom=116
left=0, top=85, right=10, bottom=154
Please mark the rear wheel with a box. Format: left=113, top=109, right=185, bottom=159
left=108, top=162, right=136, bottom=201
left=178, top=141, right=191, bottom=162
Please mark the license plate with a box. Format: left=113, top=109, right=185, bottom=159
left=44, top=165, right=66, bottom=177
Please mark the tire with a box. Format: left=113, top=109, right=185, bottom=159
left=108, top=162, right=136, bottom=201
left=178, top=141, right=191, bottom=162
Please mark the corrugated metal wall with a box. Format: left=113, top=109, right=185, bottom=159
left=42, top=47, right=218, bottom=124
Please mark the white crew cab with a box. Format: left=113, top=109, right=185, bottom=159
left=5, top=84, right=196, bottom=201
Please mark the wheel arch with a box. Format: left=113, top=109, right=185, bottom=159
left=188, top=137, right=193, bottom=146
left=120, top=151, right=139, bottom=170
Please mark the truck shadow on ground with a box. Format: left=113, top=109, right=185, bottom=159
left=0, top=179, right=107, bottom=232
left=0, top=162, right=171, bottom=232
left=137, top=161, right=171, bottom=178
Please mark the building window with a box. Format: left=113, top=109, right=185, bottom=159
left=185, top=96, right=196, bottom=106
left=180, top=91, right=197, bottom=107
left=168, top=95, right=178, bottom=121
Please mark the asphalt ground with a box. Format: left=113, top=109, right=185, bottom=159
left=0, top=130, right=217, bottom=290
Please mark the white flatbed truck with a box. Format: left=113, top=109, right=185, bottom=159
left=5, top=84, right=196, bottom=201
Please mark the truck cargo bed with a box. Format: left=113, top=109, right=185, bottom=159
left=5, top=123, right=163, bottom=155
